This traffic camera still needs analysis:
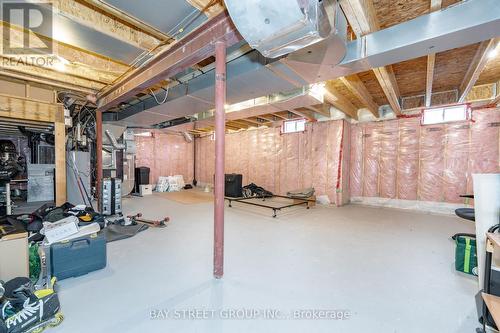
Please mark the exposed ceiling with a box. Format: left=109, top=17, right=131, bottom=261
left=0, top=0, right=499, bottom=133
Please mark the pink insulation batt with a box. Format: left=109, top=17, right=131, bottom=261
left=195, top=119, right=347, bottom=205
left=348, top=108, right=500, bottom=204
left=135, top=108, right=499, bottom=206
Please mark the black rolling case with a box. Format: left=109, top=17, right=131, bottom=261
left=225, top=174, right=243, bottom=198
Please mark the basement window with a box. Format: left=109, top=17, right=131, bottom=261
left=422, top=104, right=470, bottom=125
left=282, top=119, right=306, bottom=134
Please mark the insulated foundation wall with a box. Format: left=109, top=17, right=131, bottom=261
left=349, top=108, right=500, bottom=204
left=195, top=119, right=349, bottom=205
left=134, top=126, right=194, bottom=185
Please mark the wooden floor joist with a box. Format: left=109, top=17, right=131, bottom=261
left=340, top=75, right=379, bottom=117
left=340, top=0, right=401, bottom=115
left=459, top=39, right=498, bottom=103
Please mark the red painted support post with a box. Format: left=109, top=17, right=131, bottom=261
left=96, top=109, right=103, bottom=212
left=213, top=41, right=226, bottom=279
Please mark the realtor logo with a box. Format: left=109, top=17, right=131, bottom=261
left=2, top=1, right=53, bottom=55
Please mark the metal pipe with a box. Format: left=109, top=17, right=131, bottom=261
left=96, top=109, right=103, bottom=212
left=5, top=183, right=11, bottom=215
left=105, top=129, right=126, bottom=149
left=213, top=41, right=226, bottom=279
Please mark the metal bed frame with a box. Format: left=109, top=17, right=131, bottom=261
left=225, top=195, right=314, bottom=218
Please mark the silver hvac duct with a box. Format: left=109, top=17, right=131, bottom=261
left=105, top=130, right=126, bottom=150
left=224, top=0, right=346, bottom=64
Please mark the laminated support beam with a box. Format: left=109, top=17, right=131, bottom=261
left=98, top=11, right=242, bottom=111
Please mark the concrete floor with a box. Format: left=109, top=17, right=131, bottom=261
left=52, top=193, right=478, bottom=333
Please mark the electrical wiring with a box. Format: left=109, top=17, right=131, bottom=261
left=149, top=87, right=170, bottom=104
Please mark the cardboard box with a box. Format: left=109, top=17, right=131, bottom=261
left=0, top=232, right=29, bottom=281
left=140, top=184, right=153, bottom=196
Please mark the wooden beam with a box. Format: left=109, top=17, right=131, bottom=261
left=228, top=119, right=249, bottom=127
left=271, top=113, right=288, bottom=120
left=1, top=22, right=128, bottom=76
left=0, top=70, right=95, bottom=94
left=226, top=121, right=247, bottom=129
left=255, top=114, right=279, bottom=122
left=459, top=39, right=497, bottom=103
left=244, top=117, right=269, bottom=126
left=340, top=0, right=401, bottom=115
left=430, top=0, right=442, bottom=11
left=78, top=0, right=172, bottom=44
left=307, top=105, right=331, bottom=118
left=225, top=124, right=241, bottom=131
left=0, top=94, right=62, bottom=123
left=324, top=87, right=359, bottom=120
left=490, top=82, right=500, bottom=106
left=67, top=0, right=165, bottom=49
left=425, top=53, right=436, bottom=107
left=186, top=0, right=225, bottom=18
left=426, top=0, right=441, bottom=107
left=54, top=121, right=66, bottom=205
left=0, top=117, right=52, bottom=126
left=340, top=75, right=379, bottom=117
left=290, top=109, right=316, bottom=121
left=372, top=66, right=402, bottom=114
left=0, top=57, right=106, bottom=91
left=0, top=55, right=116, bottom=85
left=339, top=0, right=379, bottom=36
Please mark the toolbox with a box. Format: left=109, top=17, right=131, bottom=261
left=49, top=233, right=107, bottom=280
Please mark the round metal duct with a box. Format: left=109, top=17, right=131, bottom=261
left=224, top=0, right=334, bottom=59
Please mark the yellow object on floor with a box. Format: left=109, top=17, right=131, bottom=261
left=158, top=190, right=213, bottom=204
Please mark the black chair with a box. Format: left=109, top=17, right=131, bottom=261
left=455, top=208, right=475, bottom=221
left=452, top=196, right=475, bottom=240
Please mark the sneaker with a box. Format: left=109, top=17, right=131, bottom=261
left=4, top=293, right=61, bottom=333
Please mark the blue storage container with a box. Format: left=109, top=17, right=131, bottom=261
left=50, top=233, right=106, bottom=280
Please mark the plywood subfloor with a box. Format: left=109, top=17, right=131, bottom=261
left=158, top=189, right=213, bottom=204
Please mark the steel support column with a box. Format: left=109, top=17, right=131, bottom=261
left=96, top=109, right=103, bottom=212
left=213, top=41, right=226, bottom=279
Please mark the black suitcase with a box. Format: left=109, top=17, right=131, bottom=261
left=49, top=233, right=107, bottom=280
left=225, top=174, right=243, bottom=198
